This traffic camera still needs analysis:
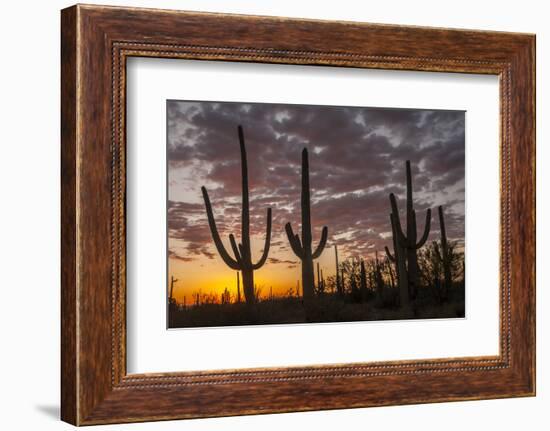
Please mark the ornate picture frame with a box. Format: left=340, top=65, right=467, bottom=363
left=61, top=4, right=535, bottom=425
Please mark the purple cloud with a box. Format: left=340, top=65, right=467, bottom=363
left=167, top=101, right=465, bottom=262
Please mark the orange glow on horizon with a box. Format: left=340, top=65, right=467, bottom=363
left=168, top=241, right=340, bottom=304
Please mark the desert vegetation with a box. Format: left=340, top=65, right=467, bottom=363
left=168, top=125, right=465, bottom=329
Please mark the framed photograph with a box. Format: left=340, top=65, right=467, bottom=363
left=61, top=4, right=535, bottom=425
left=165, top=100, right=467, bottom=329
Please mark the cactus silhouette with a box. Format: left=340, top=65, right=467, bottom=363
left=334, top=244, right=343, bottom=296
left=236, top=271, right=241, bottom=303
left=385, top=212, right=409, bottom=305
left=435, top=205, right=452, bottom=298
left=169, top=275, right=178, bottom=304
left=285, top=148, right=328, bottom=302
left=316, top=262, right=326, bottom=295
left=389, top=160, right=431, bottom=300
left=201, top=125, right=272, bottom=305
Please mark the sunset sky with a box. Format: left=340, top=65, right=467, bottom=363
left=167, top=100, right=465, bottom=303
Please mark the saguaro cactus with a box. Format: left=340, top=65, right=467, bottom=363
left=389, top=160, right=431, bottom=300
left=285, top=148, right=328, bottom=302
left=385, top=212, right=409, bottom=306
left=316, top=262, right=326, bottom=295
left=334, top=244, right=343, bottom=296
left=435, top=205, right=452, bottom=298
left=169, top=275, right=178, bottom=304
left=202, top=125, right=272, bottom=305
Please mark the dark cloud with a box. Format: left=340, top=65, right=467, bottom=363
left=167, top=101, right=465, bottom=262
left=268, top=257, right=298, bottom=266
left=168, top=250, right=194, bottom=262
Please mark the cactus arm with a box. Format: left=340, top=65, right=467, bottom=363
left=389, top=193, right=407, bottom=245
left=294, top=234, right=303, bottom=252
left=433, top=241, right=442, bottom=261
left=285, top=222, right=304, bottom=258
left=312, top=226, right=328, bottom=259
left=415, top=208, right=432, bottom=248
left=201, top=186, right=241, bottom=270
left=238, top=243, right=246, bottom=261
left=438, top=205, right=448, bottom=257
left=386, top=213, right=398, bottom=262
left=252, top=208, right=272, bottom=270
left=438, top=205, right=446, bottom=239
left=385, top=246, right=395, bottom=262
left=228, top=234, right=243, bottom=265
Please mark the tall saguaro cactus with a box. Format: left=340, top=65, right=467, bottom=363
left=285, top=148, right=328, bottom=301
left=202, top=125, right=272, bottom=305
left=436, top=205, right=452, bottom=298
left=385, top=212, right=409, bottom=305
left=389, top=160, right=431, bottom=300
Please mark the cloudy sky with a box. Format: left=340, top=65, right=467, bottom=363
left=167, top=100, right=465, bottom=302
